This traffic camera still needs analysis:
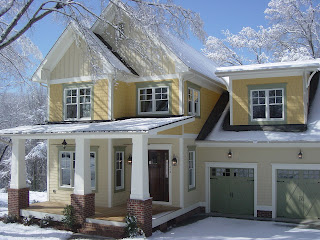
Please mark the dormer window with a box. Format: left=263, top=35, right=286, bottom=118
left=64, top=87, right=92, bottom=121
left=188, top=88, right=200, bottom=116
left=251, top=88, right=284, bottom=121
left=138, top=86, right=169, bottom=114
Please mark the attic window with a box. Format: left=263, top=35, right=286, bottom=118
left=116, top=23, right=125, bottom=40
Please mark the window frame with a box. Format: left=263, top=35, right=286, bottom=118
left=137, top=86, right=170, bottom=115
left=188, top=87, right=200, bottom=116
left=64, top=86, right=92, bottom=121
left=188, top=147, right=196, bottom=191
left=250, top=88, right=285, bottom=122
left=114, top=150, right=125, bottom=191
left=58, top=147, right=97, bottom=191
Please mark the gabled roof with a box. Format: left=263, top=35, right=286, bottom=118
left=32, top=23, right=133, bottom=83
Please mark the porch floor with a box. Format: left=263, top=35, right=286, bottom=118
left=25, top=201, right=180, bottom=222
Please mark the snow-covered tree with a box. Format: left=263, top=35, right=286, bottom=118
left=203, top=0, right=320, bottom=66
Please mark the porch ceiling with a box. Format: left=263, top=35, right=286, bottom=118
left=0, top=116, right=194, bottom=139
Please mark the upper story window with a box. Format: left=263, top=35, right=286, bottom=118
left=138, top=86, right=169, bottom=114
left=64, top=87, right=92, bottom=121
left=188, top=88, right=200, bottom=116
left=251, top=88, right=284, bottom=121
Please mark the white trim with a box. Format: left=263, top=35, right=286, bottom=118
left=271, top=163, right=320, bottom=218
left=303, top=71, right=308, bottom=124
left=20, top=209, right=64, bottom=222
left=187, top=87, right=200, bottom=117
left=86, top=217, right=126, bottom=227
left=48, top=75, right=110, bottom=85
left=108, top=78, right=113, bottom=120
left=114, top=150, right=125, bottom=191
left=148, top=144, right=172, bottom=205
left=179, top=74, right=184, bottom=115
left=108, top=139, right=112, bottom=208
left=46, top=141, right=50, bottom=201
left=152, top=202, right=203, bottom=228
left=182, top=72, right=224, bottom=93
left=125, top=74, right=179, bottom=83
left=205, top=162, right=258, bottom=217
left=197, top=142, right=320, bottom=148
left=188, top=150, right=196, bottom=189
left=150, top=117, right=194, bottom=134
left=151, top=133, right=198, bottom=139
left=179, top=138, right=184, bottom=208
left=257, top=205, right=273, bottom=211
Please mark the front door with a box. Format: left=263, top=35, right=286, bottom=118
left=148, top=150, right=169, bottom=202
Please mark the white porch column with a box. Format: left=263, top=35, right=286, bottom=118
left=10, top=138, right=26, bottom=189
left=74, top=138, right=92, bottom=195
left=130, top=135, right=150, bottom=200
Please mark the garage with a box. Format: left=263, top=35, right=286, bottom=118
left=210, top=167, right=254, bottom=215
left=277, top=169, right=320, bottom=219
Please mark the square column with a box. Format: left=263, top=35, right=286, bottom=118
left=8, top=138, right=29, bottom=216
left=72, top=138, right=95, bottom=223
left=128, top=135, right=152, bottom=237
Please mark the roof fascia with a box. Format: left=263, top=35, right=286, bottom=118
left=149, top=116, right=195, bottom=134
left=187, top=69, right=227, bottom=91
left=196, top=141, right=320, bottom=148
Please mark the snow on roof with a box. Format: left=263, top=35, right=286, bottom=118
left=204, top=79, right=320, bottom=143
left=159, top=30, right=226, bottom=87
left=0, top=116, right=193, bottom=136
left=216, top=59, right=320, bottom=75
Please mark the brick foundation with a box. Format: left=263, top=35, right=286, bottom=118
left=80, top=222, right=125, bottom=239
left=127, top=198, right=152, bottom=237
left=71, top=193, right=95, bottom=223
left=8, top=188, right=29, bottom=217
left=257, top=210, right=272, bottom=218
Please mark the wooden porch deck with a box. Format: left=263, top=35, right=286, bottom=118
left=25, top=201, right=180, bottom=222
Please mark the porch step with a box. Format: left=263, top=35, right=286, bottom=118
left=79, top=222, right=126, bottom=239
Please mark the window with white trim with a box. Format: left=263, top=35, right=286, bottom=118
left=115, top=151, right=124, bottom=191
left=65, top=87, right=91, bottom=120
left=188, top=88, right=200, bottom=116
left=251, top=88, right=284, bottom=121
left=59, top=150, right=96, bottom=189
left=138, top=87, right=169, bottom=114
left=188, top=150, right=196, bottom=189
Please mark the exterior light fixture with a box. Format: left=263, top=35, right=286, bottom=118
left=172, top=155, right=178, bottom=166
left=228, top=150, right=232, bottom=158
left=298, top=149, right=303, bottom=159
left=127, top=154, right=132, bottom=164
left=62, top=139, right=67, bottom=149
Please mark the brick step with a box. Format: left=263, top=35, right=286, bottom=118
left=79, top=223, right=125, bottom=239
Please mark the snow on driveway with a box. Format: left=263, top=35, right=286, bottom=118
left=148, top=217, right=320, bottom=240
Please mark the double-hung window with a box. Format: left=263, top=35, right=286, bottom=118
left=251, top=88, right=284, bottom=121
left=115, top=150, right=125, bottom=191
left=138, top=86, right=169, bottom=114
left=65, top=87, right=92, bottom=120
left=188, top=150, right=196, bottom=190
left=188, top=88, right=200, bottom=116
left=59, top=150, right=96, bottom=190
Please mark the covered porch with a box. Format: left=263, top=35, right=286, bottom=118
left=0, top=116, right=194, bottom=237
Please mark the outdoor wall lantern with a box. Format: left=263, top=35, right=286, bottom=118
left=127, top=154, right=132, bottom=164
left=62, top=139, right=67, bottom=149
left=298, top=149, right=303, bottom=159
left=228, top=150, right=232, bottom=158
left=172, top=155, right=178, bottom=166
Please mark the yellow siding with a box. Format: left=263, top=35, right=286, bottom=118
left=113, top=81, right=136, bottom=119
left=49, top=84, right=63, bottom=122
left=184, top=83, right=221, bottom=134
left=51, top=41, right=90, bottom=80
left=171, top=78, right=180, bottom=115
left=158, top=126, right=182, bottom=135
left=232, top=76, right=304, bottom=125
left=93, top=79, right=109, bottom=120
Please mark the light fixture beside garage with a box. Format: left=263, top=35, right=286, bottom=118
left=228, top=150, right=232, bottom=158
left=298, top=149, right=303, bottom=159
left=127, top=154, right=132, bottom=164
left=62, top=139, right=67, bottom=149
left=172, top=155, right=178, bottom=166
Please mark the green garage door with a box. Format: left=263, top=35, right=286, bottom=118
left=210, top=168, right=254, bottom=215
left=277, top=170, right=320, bottom=219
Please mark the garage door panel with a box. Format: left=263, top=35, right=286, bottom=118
left=210, top=178, right=230, bottom=214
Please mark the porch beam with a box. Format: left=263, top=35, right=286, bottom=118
left=74, top=138, right=92, bottom=195
left=10, top=138, right=26, bottom=189
left=130, top=135, right=150, bottom=200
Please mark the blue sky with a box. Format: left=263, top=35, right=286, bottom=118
left=29, top=0, right=271, bottom=60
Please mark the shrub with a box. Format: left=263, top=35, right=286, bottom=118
left=39, top=215, right=54, bottom=228
left=23, top=215, right=36, bottom=226
left=62, top=205, right=77, bottom=231
left=124, top=215, right=145, bottom=238
left=3, top=214, right=18, bottom=224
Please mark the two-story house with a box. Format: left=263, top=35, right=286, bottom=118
left=2, top=1, right=320, bottom=238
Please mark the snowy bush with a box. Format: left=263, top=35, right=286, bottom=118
left=39, top=215, right=54, bottom=228
left=3, top=214, right=18, bottom=224
left=124, top=215, right=145, bottom=238
left=23, top=215, right=36, bottom=226
left=62, top=205, right=77, bottom=231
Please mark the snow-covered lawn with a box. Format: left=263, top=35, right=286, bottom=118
left=148, top=217, right=320, bottom=240
left=0, top=190, right=72, bottom=240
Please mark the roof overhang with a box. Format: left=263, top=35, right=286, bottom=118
left=0, top=116, right=194, bottom=140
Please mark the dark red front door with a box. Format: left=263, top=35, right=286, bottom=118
left=148, top=150, right=169, bottom=202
